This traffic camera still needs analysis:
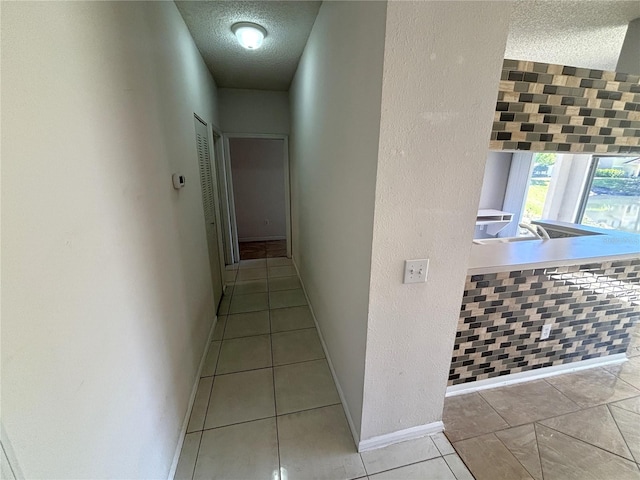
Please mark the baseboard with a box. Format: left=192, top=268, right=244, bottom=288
left=238, top=236, right=286, bottom=242
left=292, top=258, right=361, bottom=448
left=167, top=315, right=218, bottom=480
left=446, top=353, right=628, bottom=397
left=358, top=421, right=444, bottom=453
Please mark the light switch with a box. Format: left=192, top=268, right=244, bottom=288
left=404, top=259, right=429, bottom=284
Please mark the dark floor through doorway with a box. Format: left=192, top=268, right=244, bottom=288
left=239, top=240, right=287, bottom=260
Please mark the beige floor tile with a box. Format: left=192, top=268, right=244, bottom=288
left=605, top=357, right=640, bottom=390
left=237, top=267, right=268, bottom=281
left=204, top=368, right=275, bottom=429
left=368, top=457, right=456, bottom=480
left=269, top=289, right=307, bottom=309
left=278, top=405, right=366, bottom=480
left=267, top=257, right=293, bottom=267
left=233, top=279, right=268, bottom=295
left=360, top=435, right=440, bottom=475
left=454, top=433, right=534, bottom=480
left=443, top=454, right=474, bottom=480
left=442, top=392, right=509, bottom=442
left=431, top=432, right=455, bottom=456
left=611, top=395, right=640, bottom=415
left=213, top=316, right=226, bottom=341
left=223, top=311, right=270, bottom=339
left=216, top=335, right=272, bottom=374
left=174, top=431, right=201, bottom=480
left=546, top=367, right=640, bottom=407
left=224, top=269, right=237, bottom=284
left=539, top=405, right=633, bottom=460
left=239, top=259, right=267, bottom=269
left=268, top=275, right=302, bottom=292
left=274, top=359, right=339, bottom=415
left=495, top=424, right=543, bottom=480
left=201, top=341, right=222, bottom=377
left=272, top=328, right=325, bottom=366
left=268, top=265, right=297, bottom=278
left=187, top=377, right=213, bottom=433
left=536, top=423, right=640, bottom=480
left=609, top=405, right=640, bottom=463
left=479, top=380, right=578, bottom=426
left=229, top=292, right=269, bottom=314
left=270, top=305, right=315, bottom=332
left=193, top=418, right=279, bottom=480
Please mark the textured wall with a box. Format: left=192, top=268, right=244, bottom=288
left=218, top=88, right=290, bottom=134
left=361, top=1, right=511, bottom=441
left=288, top=0, right=387, bottom=440
left=451, top=259, right=640, bottom=385
left=490, top=59, right=640, bottom=154
left=229, top=138, right=287, bottom=241
left=2, top=2, right=220, bottom=477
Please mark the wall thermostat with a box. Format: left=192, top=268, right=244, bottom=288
left=172, top=173, right=186, bottom=189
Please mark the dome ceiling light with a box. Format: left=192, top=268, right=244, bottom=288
left=231, top=22, right=267, bottom=50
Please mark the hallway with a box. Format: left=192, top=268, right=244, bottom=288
left=174, top=258, right=474, bottom=479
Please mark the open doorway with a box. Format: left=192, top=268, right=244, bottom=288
left=222, top=134, right=291, bottom=262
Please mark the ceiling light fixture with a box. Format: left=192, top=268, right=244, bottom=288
left=231, top=22, right=267, bottom=50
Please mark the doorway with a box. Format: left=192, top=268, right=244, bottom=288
left=222, top=134, right=291, bottom=262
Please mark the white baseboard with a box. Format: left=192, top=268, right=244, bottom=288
left=358, top=421, right=444, bottom=453
left=292, top=258, right=361, bottom=448
left=167, top=315, right=218, bottom=480
left=238, top=236, right=286, bottom=242
left=446, top=353, right=628, bottom=397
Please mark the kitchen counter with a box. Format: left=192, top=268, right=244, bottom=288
left=468, top=221, right=640, bottom=275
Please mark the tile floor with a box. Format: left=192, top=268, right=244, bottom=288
left=239, top=240, right=288, bottom=260
left=443, top=326, right=640, bottom=480
left=176, top=257, right=474, bottom=480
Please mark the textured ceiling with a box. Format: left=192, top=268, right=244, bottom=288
left=506, top=0, right=640, bottom=70
left=175, top=1, right=321, bottom=91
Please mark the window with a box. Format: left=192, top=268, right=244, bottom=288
left=577, top=156, right=640, bottom=234
left=517, top=153, right=640, bottom=236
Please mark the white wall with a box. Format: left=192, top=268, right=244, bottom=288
left=617, top=17, right=640, bottom=75
left=361, top=1, right=511, bottom=441
left=1, top=2, right=220, bottom=478
left=289, top=1, right=387, bottom=439
left=230, top=138, right=287, bottom=241
left=478, top=152, right=513, bottom=210
left=219, top=88, right=290, bottom=134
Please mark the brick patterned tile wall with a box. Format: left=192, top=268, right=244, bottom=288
left=449, top=259, right=640, bottom=386
left=490, top=59, right=640, bottom=154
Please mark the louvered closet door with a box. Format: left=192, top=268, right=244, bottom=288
left=195, top=117, right=223, bottom=309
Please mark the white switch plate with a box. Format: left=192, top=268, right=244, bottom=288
left=404, top=259, right=429, bottom=284
left=540, top=324, right=552, bottom=340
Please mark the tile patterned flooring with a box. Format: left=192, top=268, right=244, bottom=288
left=175, top=257, right=474, bottom=480
left=444, top=323, right=640, bottom=480
left=239, top=240, right=288, bottom=260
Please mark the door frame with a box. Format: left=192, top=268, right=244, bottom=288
left=222, top=133, right=292, bottom=260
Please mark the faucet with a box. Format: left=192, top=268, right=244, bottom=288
left=519, top=223, right=551, bottom=240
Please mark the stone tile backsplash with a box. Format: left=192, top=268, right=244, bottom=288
left=449, top=259, right=640, bottom=386
left=490, top=59, right=640, bottom=154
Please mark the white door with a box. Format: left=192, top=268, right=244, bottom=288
left=195, top=116, right=223, bottom=309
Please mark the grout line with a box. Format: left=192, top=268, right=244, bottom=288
left=360, top=453, right=448, bottom=478
left=266, top=270, right=282, bottom=479
left=493, top=426, right=540, bottom=479
left=533, top=423, right=545, bottom=480
left=540, top=418, right=637, bottom=463
left=188, top=431, right=203, bottom=480
left=605, top=404, right=637, bottom=463
left=474, top=391, right=512, bottom=427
